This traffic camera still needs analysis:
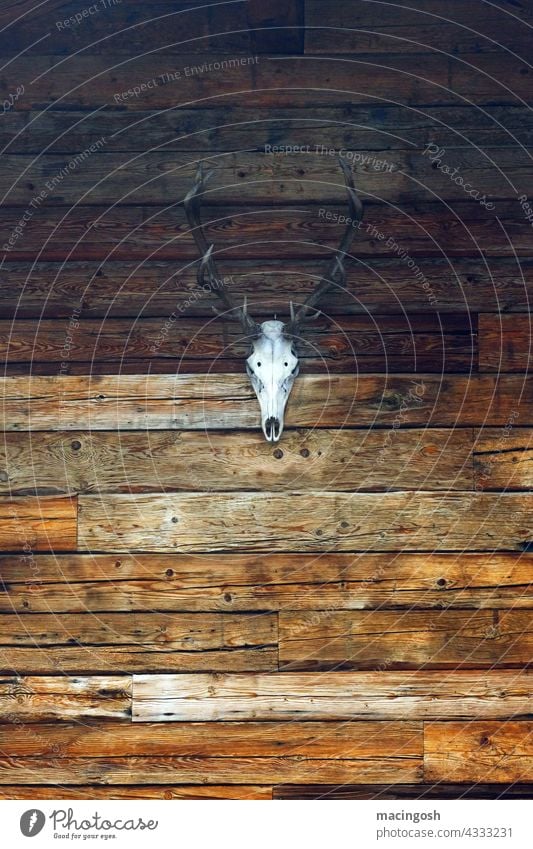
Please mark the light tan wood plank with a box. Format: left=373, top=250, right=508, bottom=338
left=0, top=429, right=473, bottom=495
left=2, top=553, right=531, bottom=613
left=78, top=492, right=533, bottom=552
left=279, top=610, right=533, bottom=670
left=425, top=722, right=533, bottom=782
left=132, top=671, right=533, bottom=721
left=474, top=428, right=533, bottom=490
left=1, top=374, right=530, bottom=431
left=0, top=676, right=131, bottom=722
left=0, top=495, right=77, bottom=551
left=0, top=613, right=277, bottom=674
left=479, top=315, right=532, bottom=371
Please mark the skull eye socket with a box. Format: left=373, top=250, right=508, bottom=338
left=257, top=362, right=261, bottom=367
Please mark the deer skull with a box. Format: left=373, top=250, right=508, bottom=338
left=183, top=158, right=363, bottom=442
left=246, top=320, right=299, bottom=442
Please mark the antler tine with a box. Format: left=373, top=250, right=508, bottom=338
left=184, top=163, right=258, bottom=336
left=290, top=156, right=364, bottom=334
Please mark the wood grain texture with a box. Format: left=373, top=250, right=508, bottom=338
left=0, top=676, right=131, bottom=722
left=0, top=428, right=474, bottom=495
left=0, top=613, right=277, bottom=674
left=0, top=314, right=476, bottom=373
left=77, top=492, right=533, bottom=553
left=474, top=428, right=533, bottom=491
left=4, top=552, right=530, bottom=614
left=5, top=54, right=531, bottom=110
left=279, top=610, right=533, bottom=670
left=0, top=495, right=77, bottom=551
left=0, top=721, right=422, bottom=784
left=0, top=150, right=527, bottom=207
left=1, top=374, right=531, bottom=431
left=0, top=209, right=529, bottom=266
left=133, top=671, right=533, bottom=721
left=305, top=0, right=531, bottom=55
left=425, top=722, right=533, bottom=783
left=479, top=314, right=532, bottom=372
left=0, top=785, right=273, bottom=799
left=4, top=106, right=531, bottom=155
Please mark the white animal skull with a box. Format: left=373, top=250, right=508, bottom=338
left=184, top=158, right=363, bottom=442
left=246, top=320, right=299, bottom=441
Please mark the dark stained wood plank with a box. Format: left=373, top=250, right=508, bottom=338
left=273, top=784, right=533, bottom=799
left=0, top=0, right=253, bottom=55
left=0, top=150, right=527, bottom=206
left=474, top=428, right=533, bottom=491
left=0, top=495, right=77, bottom=551
left=425, top=722, right=533, bottom=783
left=0, top=314, right=476, bottom=373
left=5, top=54, right=531, bottom=110
left=78, top=492, right=533, bottom=553
left=479, top=314, right=532, bottom=372
left=132, top=671, right=533, bottom=721
left=305, top=0, right=532, bottom=55
left=0, top=676, right=131, bottom=722
left=0, top=206, right=527, bottom=267
left=279, top=610, right=533, bottom=670
left=0, top=428, right=474, bottom=495
left=0, top=613, right=278, bottom=674
left=2, top=552, right=532, bottom=614
left=4, top=106, right=531, bottom=154
left=0, top=785, right=272, bottom=799
left=1, top=374, right=531, bottom=430
left=247, top=0, right=304, bottom=54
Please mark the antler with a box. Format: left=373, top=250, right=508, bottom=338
left=183, top=163, right=259, bottom=336
left=289, top=156, right=364, bottom=334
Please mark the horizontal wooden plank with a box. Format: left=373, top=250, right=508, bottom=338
left=78, top=492, right=533, bottom=552
left=305, top=0, right=532, bottom=55
left=0, top=785, right=272, bottom=799
left=0, top=753, right=421, bottom=785
left=2, top=552, right=531, bottom=613
left=0, top=613, right=277, bottom=674
left=0, top=495, right=77, bottom=551
left=0, top=314, right=476, bottom=373
left=132, top=671, right=533, bottom=721
left=0, top=719, right=421, bottom=758
left=1, top=374, right=531, bottom=430
left=0, top=150, right=527, bottom=206
left=0, top=208, right=529, bottom=267
left=479, top=314, right=532, bottom=372
left=0, top=676, right=131, bottom=722
left=6, top=54, right=531, bottom=109
left=273, top=784, right=533, bottom=799
left=279, top=609, right=533, bottom=669
left=425, top=722, right=533, bottom=782
left=4, top=106, right=532, bottom=154
left=0, top=428, right=474, bottom=495
left=474, top=428, right=533, bottom=491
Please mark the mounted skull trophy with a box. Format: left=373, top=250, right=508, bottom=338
left=184, top=157, right=364, bottom=442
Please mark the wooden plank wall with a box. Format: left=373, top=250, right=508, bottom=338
left=0, top=0, right=532, bottom=801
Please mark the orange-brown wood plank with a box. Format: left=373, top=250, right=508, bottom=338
left=279, top=610, right=533, bottom=670
left=425, top=722, right=533, bottom=783
left=0, top=676, right=131, bottom=722
left=0, top=785, right=272, bottom=799
left=474, top=428, right=533, bottom=490
left=0, top=495, right=77, bottom=551
left=0, top=612, right=277, bottom=674
left=132, top=671, right=533, bottom=721
left=0, top=429, right=474, bottom=495
left=78, top=492, right=533, bottom=553
left=3, top=552, right=531, bottom=614
left=479, top=314, right=532, bottom=372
